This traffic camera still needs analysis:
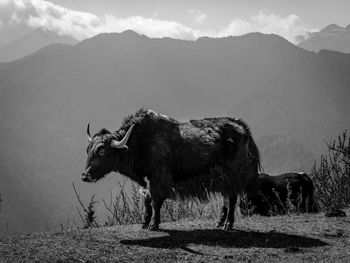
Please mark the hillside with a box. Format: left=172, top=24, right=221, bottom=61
left=1, top=212, right=349, bottom=262
left=1, top=31, right=350, bottom=233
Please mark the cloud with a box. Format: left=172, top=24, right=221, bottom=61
left=0, top=0, right=103, bottom=42
left=187, top=9, right=208, bottom=26
left=0, top=0, right=313, bottom=44
left=216, top=12, right=313, bottom=44
left=0, top=0, right=199, bottom=42
left=102, top=15, right=198, bottom=40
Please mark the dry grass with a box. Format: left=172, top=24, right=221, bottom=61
left=1, top=210, right=349, bottom=262
left=101, top=181, right=221, bottom=227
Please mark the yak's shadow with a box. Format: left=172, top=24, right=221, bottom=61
left=121, top=228, right=327, bottom=249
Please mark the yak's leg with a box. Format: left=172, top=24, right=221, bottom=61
left=141, top=196, right=152, bottom=229
left=148, top=196, right=164, bottom=231
left=147, top=170, right=172, bottom=231
left=301, top=185, right=313, bottom=213
left=301, top=189, right=312, bottom=213
left=223, top=195, right=237, bottom=231
left=215, top=196, right=229, bottom=228
left=308, top=193, right=318, bottom=213
left=300, top=194, right=307, bottom=213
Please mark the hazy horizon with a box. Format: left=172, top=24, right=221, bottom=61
left=1, top=0, right=350, bottom=46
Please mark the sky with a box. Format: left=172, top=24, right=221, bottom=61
left=1, top=0, right=350, bottom=45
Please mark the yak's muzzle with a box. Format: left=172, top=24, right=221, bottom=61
left=81, top=166, right=92, bottom=182
left=81, top=173, right=91, bottom=182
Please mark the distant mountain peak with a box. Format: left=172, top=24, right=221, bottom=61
left=99, top=30, right=143, bottom=39
left=321, top=24, right=345, bottom=33
left=120, top=30, right=141, bottom=37
left=0, top=28, right=78, bottom=62
left=85, top=30, right=145, bottom=44
left=298, top=23, right=350, bottom=53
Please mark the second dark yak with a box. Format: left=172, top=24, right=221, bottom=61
left=82, top=108, right=261, bottom=230
left=240, top=172, right=318, bottom=216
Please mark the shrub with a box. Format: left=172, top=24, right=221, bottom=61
left=311, top=131, right=350, bottom=211
left=239, top=194, right=255, bottom=217
left=72, top=183, right=99, bottom=229
left=103, top=182, right=143, bottom=226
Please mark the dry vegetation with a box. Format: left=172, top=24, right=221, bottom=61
left=311, top=131, right=350, bottom=211
left=99, top=181, right=221, bottom=228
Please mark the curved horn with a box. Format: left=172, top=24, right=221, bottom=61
left=87, top=123, right=92, bottom=142
left=111, top=124, right=135, bottom=149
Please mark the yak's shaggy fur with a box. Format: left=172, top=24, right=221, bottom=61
left=83, top=108, right=261, bottom=230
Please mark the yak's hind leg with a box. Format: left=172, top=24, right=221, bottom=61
left=147, top=196, right=164, bottom=231
left=140, top=190, right=165, bottom=231
left=216, top=194, right=237, bottom=230
left=223, top=194, right=238, bottom=231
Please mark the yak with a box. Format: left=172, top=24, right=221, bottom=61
left=81, top=108, right=261, bottom=230
left=240, top=172, right=318, bottom=216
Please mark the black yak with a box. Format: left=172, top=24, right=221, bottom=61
left=241, top=172, right=318, bottom=216
left=82, top=108, right=260, bottom=230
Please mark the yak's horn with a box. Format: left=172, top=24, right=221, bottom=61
left=111, top=124, right=135, bottom=149
left=87, top=123, right=92, bottom=141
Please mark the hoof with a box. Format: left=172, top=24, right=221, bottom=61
left=141, top=224, right=149, bottom=229
left=147, top=224, right=160, bottom=231
left=214, top=222, right=224, bottom=228
left=223, top=223, right=234, bottom=231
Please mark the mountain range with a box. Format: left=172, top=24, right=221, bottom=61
left=0, top=30, right=349, bottom=233
left=298, top=24, right=350, bottom=53
left=0, top=28, right=78, bottom=63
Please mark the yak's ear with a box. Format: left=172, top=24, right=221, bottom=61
left=119, top=145, right=129, bottom=153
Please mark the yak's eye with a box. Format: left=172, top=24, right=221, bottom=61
left=97, top=147, right=106, bottom=157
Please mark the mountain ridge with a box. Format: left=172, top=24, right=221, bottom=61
left=298, top=23, right=350, bottom=53
left=0, top=28, right=78, bottom=63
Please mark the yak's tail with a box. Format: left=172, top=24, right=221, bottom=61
left=243, top=129, right=262, bottom=195
left=247, top=133, right=262, bottom=173
left=307, top=176, right=319, bottom=213
left=231, top=118, right=261, bottom=173
left=308, top=189, right=319, bottom=213
left=230, top=118, right=261, bottom=194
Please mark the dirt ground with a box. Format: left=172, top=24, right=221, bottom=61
left=1, top=211, right=349, bottom=262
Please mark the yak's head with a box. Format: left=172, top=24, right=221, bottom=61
left=81, top=123, right=134, bottom=183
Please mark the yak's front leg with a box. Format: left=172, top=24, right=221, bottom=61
left=215, top=196, right=228, bottom=228
left=141, top=196, right=152, bottom=229
left=138, top=186, right=152, bottom=229
left=147, top=169, right=172, bottom=230
left=148, top=196, right=164, bottom=231
left=223, top=195, right=237, bottom=231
